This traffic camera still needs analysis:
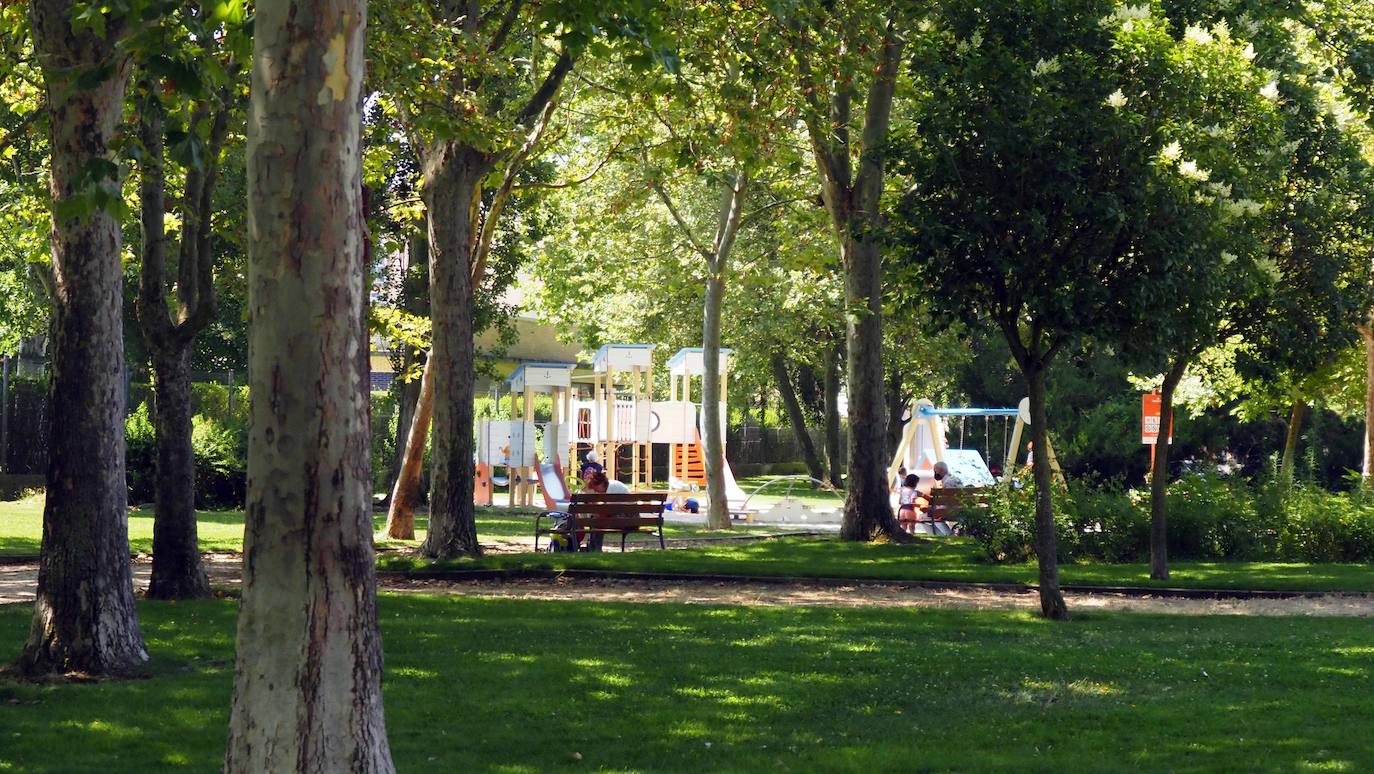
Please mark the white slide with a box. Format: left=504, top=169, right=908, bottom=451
left=720, top=457, right=750, bottom=513
left=537, top=457, right=571, bottom=511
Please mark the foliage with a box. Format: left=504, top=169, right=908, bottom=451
left=963, top=474, right=1374, bottom=564
left=124, top=400, right=245, bottom=508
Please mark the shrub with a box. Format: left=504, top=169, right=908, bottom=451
left=125, top=400, right=248, bottom=509
left=963, top=472, right=1374, bottom=565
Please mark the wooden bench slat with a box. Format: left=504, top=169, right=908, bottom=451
left=565, top=503, right=667, bottom=516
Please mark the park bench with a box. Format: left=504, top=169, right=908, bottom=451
left=907, top=487, right=993, bottom=536
left=535, top=491, right=668, bottom=552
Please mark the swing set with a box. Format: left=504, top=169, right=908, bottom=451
left=886, top=398, right=1063, bottom=490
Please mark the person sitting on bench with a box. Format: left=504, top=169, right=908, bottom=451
left=933, top=461, right=963, bottom=489
left=582, top=471, right=630, bottom=550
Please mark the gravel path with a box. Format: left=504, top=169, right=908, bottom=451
left=2, top=552, right=1373, bottom=617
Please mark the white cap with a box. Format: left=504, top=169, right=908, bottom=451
left=585, top=450, right=600, bottom=464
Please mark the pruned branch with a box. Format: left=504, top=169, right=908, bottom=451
left=485, top=0, right=524, bottom=53
left=471, top=83, right=560, bottom=285
left=516, top=48, right=574, bottom=129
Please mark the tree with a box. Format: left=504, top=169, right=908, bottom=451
left=222, top=0, right=393, bottom=765
left=781, top=1, right=912, bottom=541
left=16, top=0, right=148, bottom=676
left=131, top=7, right=246, bottom=599
left=629, top=0, right=797, bottom=528
left=371, top=0, right=664, bottom=558
left=892, top=0, right=1282, bottom=616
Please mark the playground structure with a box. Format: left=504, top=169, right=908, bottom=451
left=662, top=347, right=749, bottom=512
left=477, top=362, right=576, bottom=508
left=469, top=344, right=756, bottom=512
left=570, top=344, right=656, bottom=491
left=887, top=398, right=1063, bottom=493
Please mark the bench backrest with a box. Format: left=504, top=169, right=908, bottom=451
left=566, top=492, right=668, bottom=525
left=926, top=487, right=991, bottom=519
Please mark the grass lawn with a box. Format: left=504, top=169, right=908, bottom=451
left=380, top=536, right=1374, bottom=593
left=0, top=595, right=1370, bottom=771
left=6, top=495, right=1374, bottom=593
left=0, top=497, right=791, bottom=557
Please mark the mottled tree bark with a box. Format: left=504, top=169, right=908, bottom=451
left=1148, top=359, right=1188, bottom=581
left=797, top=16, right=910, bottom=542
left=822, top=343, right=843, bottom=487
left=384, top=354, right=433, bottom=541
left=223, top=0, right=393, bottom=767
left=772, top=355, right=826, bottom=482
left=418, top=146, right=485, bottom=559
left=135, top=85, right=228, bottom=601
left=700, top=171, right=748, bottom=531
left=146, top=349, right=208, bottom=599
left=1026, top=365, right=1068, bottom=620
left=18, top=0, right=147, bottom=678
left=382, top=229, right=429, bottom=504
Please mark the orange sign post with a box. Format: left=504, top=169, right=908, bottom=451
left=1142, top=392, right=1162, bottom=445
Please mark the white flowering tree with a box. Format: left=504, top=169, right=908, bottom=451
left=890, top=0, right=1286, bottom=614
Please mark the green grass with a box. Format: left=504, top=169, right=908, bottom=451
left=6, top=495, right=1373, bottom=593
left=0, top=497, right=790, bottom=557
left=0, top=595, right=1371, bottom=771
left=380, top=536, right=1374, bottom=593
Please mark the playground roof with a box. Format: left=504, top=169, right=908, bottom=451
left=592, top=343, right=655, bottom=373
left=666, top=347, right=734, bottom=376
left=507, top=361, right=576, bottom=391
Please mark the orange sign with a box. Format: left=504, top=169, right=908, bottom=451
left=1142, top=392, right=1171, bottom=445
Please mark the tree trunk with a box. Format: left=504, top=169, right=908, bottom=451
left=19, top=1, right=147, bottom=677
left=1360, top=323, right=1374, bottom=484
left=1280, top=397, right=1306, bottom=487
left=224, top=0, right=394, bottom=767
left=146, top=349, right=209, bottom=599
left=383, top=229, right=429, bottom=502
left=135, top=83, right=218, bottom=601
left=801, top=18, right=908, bottom=542
left=822, top=343, right=843, bottom=487
left=1026, top=365, right=1068, bottom=620
left=772, top=355, right=826, bottom=481
left=419, top=144, right=486, bottom=559
left=1148, top=359, right=1187, bottom=581
left=883, top=367, right=907, bottom=460
left=839, top=235, right=909, bottom=542
left=702, top=172, right=747, bottom=531
left=384, top=354, right=433, bottom=540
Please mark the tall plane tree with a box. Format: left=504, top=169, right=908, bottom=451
left=780, top=1, right=912, bottom=541
left=372, top=0, right=665, bottom=557
left=223, top=0, right=393, bottom=765
left=17, top=0, right=147, bottom=676
left=132, top=7, right=245, bottom=599
left=634, top=0, right=793, bottom=529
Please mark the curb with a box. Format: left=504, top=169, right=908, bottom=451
left=375, top=567, right=1374, bottom=601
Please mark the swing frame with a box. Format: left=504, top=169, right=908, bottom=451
left=886, top=398, right=1063, bottom=488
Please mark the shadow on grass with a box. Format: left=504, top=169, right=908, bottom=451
left=0, top=596, right=1370, bottom=771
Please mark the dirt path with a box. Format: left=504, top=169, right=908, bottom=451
left=384, top=575, right=1374, bottom=617
left=2, top=555, right=1373, bottom=616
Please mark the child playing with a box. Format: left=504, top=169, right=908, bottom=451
left=897, top=473, right=925, bottom=532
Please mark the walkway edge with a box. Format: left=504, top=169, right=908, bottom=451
left=376, top=567, right=1374, bottom=601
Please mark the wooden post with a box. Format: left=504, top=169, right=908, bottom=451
left=521, top=383, right=533, bottom=505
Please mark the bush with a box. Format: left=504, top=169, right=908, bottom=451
left=963, top=473, right=1374, bottom=565
left=125, top=400, right=247, bottom=509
